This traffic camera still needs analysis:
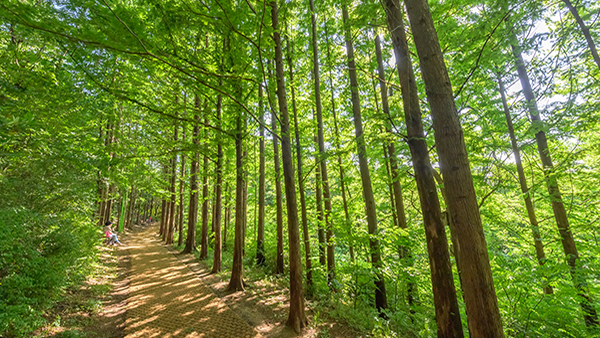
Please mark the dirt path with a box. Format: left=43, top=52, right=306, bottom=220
left=123, top=225, right=257, bottom=338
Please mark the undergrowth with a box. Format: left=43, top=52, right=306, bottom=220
left=0, top=208, right=115, bottom=337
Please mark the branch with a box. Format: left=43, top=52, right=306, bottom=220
left=454, top=9, right=512, bottom=98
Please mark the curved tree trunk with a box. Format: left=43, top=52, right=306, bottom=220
left=341, top=2, right=387, bottom=313
left=402, top=0, right=503, bottom=334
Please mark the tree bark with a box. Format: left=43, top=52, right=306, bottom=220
left=561, top=0, right=600, bottom=71
left=496, top=72, right=553, bottom=294
left=373, top=30, right=418, bottom=308
left=104, top=183, right=115, bottom=223
left=166, top=115, right=178, bottom=245
left=309, top=0, right=335, bottom=288
left=402, top=0, right=503, bottom=334
left=242, top=147, right=249, bottom=256
left=116, top=193, right=124, bottom=231
left=271, top=1, right=308, bottom=332
left=227, top=109, right=246, bottom=292
left=96, top=121, right=104, bottom=224
left=160, top=197, right=167, bottom=235
left=224, top=181, right=230, bottom=251
left=178, top=125, right=186, bottom=247
left=200, top=115, right=210, bottom=260
left=256, top=85, right=266, bottom=266
left=128, top=188, right=137, bottom=229
left=382, top=145, right=398, bottom=228
left=212, top=91, right=224, bottom=273
left=183, top=95, right=202, bottom=254
left=510, top=35, right=598, bottom=326
left=289, top=48, right=313, bottom=293
left=325, top=23, right=353, bottom=262
left=159, top=164, right=169, bottom=236
left=341, top=2, right=387, bottom=313
left=385, top=0, right=464, bottom=334
left=272, top=90, right=285, bottom=275
left=315, top=134, right=326, bottom=267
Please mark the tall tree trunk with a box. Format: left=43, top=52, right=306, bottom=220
left=271, top=1, right=308, bottom=332
left=325, top=23, right=353, bottom=262
left=116, top=192, right=124, bottom=231
left=135, top=201, right=141, bottom=225
left=178, top=125, right=186, bottom=247
left=104, top=183, right=115, bottom=223
left=211, top=184, right=217, bottom=237
left=160, top=197, right=167, bottom=235
left=242, top=146, right=249, bottom=256
left=510, top=34, right=598, bottom=326
left=256, top=85, right=266, bottom=266
left=561, top=0, right=600, bottom=71
left=290, top=51, right=313, bottom=293
left=96, top=121, right=104, bottom=223
left=200, top=116, right=210, bottom=260
left=183, top=95, right=201, bottom=254
left=373, top=31, right=418, bottom=308
left=103, top=118, right=116, bottom=224
left=166, top=116, right=179, bottom=245
left=159, top=165, right=169, bottom=236
left=341, top=2, right=387, bottom=313
left=272, top=92, right=285, bottom=275
left=224, top=181, right=230, bottom=251
left=98, top=181, right=108, bottom=226
left=382, top=145, right=398, bottom=228
left=315, top=133, right=326, bottom=266
left=309, top=0, right=335, bottom=288
left=402, top=0, right=503, bottom=334
left=162, top=161, right=171, bottom=241
left=212, top=91, right=224, bottom=273
left=128, top=188, right=137, bottom=229
left=496, top=72, right=553, bottom=294
left=227, top=109, right=246, bottom=292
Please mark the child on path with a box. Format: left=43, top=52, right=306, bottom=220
left=104, top=221, right=122, bottom=245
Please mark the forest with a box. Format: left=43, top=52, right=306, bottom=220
left=1, top=0, right=600, bottom=336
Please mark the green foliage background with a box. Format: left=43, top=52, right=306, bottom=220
left=2, top=0, right=600, bottom=336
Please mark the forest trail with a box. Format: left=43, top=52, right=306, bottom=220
left=124, top=224, right=257, bottom=338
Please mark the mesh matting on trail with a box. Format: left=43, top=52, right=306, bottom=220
left=124, top=226, right=256, bottom=338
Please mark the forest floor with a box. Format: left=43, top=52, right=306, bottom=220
left=34, top=227, right=131, bottom=338
left=164, top=237, right=358, bottom=338
left=37, top=223, right=359, bottom=337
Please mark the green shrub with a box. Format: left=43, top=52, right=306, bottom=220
left=0, top=208, right=98, bottom=337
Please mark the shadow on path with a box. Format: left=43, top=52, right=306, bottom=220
left=124, top=225, right=257, bottom=338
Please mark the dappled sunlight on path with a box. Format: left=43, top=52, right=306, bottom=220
left=124, top=225, right=257, bottom=338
